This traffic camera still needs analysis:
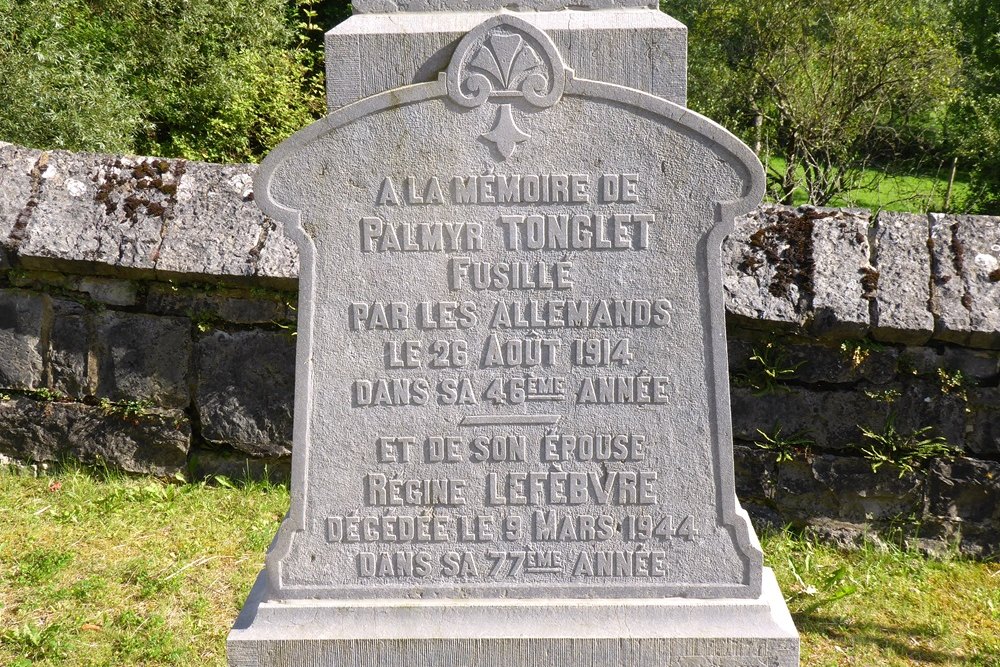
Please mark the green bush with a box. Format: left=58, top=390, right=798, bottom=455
left=0, top=0, right=328, bottom=162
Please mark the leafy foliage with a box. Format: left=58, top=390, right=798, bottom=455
left=0, top=0, right=330, bottom=162
left=948, top=0, right=1000, bottom=213
left=663, top=0, right=962, bottom=207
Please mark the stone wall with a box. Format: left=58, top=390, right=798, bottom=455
left=1, top=142, right=998, bottom=556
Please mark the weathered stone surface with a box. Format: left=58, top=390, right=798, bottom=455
left=872, top=212, right=933, bottom=344
left=195, top=330, right=295, bottom=457
left=732, top=444, right=779, bottom=519
left=0, top=397, right=190, bottom=475
left=0, top=288, right=51, bottom=389
left=926, top=458, right=1000, bottom=557
left=966, top=388, right=1000, bottom=457
left=929, top=214, right=1000, bottom=349
left=775, top=454, right=926, bottom=525
left=724, top=206, right=811, bottom=330
left=728, top=336, right=898, bottom=386
left=0, top=144, right=298, bottom=283
left=0, top=142, right=40, bottom=249
left=809, top=209, right=873, bottom=339
left=48, top=299, right=92, bottom=399
left=188, top=446, right=292, bottom=485
left=891, top=380, right=968, bottom=449
left=731, top=386, right=887, bottom=450
left=901, top=345, right=1000, bottom=384
left=94, top=311, right=191, bottom=407
left=146, top=283, right=294, bottom=324
left=77, top=277, right=138, bottom=306
left=326, top=11, right=687, bottom=110
left=154, top=161, right=298, bottom=283
left=808, top=455, right=924, bottom=522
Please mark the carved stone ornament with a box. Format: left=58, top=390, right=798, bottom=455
left=445, top=15, right=567, bottom=159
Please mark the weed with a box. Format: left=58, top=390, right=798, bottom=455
left=767, top=529, right=858, bottom=614
left=98, top=397, right=154, bottom=418
left=859, top=415, right=957, bottom=476
left=735, top=341, right=802, bottom=394
left=864, top=387, right=901, bottom=403
left=936, top=367, right=971, bottom=401
left=754, top=425, right=813, bottom=462
left=22, top=387, right=65, bottom=402
left=189, top=310, right=219, bottom=333
left=15, top=547, right=74, bottom=585
left=0, top=622, right=69, bottom=661
left=841, top=338, right=883, bottom=369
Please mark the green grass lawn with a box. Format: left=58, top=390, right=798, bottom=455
left=1, top=465, right=998, bottom=666
left=767, top=157, right=973, bottom=214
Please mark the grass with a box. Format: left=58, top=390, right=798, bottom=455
left=767, top=157, right=973, bottom=213
left=0, top=464, right=287, bottom=666
left=1, top=464, right=998, bottom=666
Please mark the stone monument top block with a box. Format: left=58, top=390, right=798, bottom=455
left=252, top=14, right=766, bottom=602
left=324, top=7, right=687, bottom=110
left=352, top=0, right=656, bottom=12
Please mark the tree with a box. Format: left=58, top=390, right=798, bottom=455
left=949, top=0, right=1000, bottom=213
left=662, top=0, right=961, bottom=206
left=0, top=0, right=329, bottom=162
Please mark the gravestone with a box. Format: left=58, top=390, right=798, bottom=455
left=229, top=5, right=799, bottom=666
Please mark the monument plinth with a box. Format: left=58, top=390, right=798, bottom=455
left=229, top=6, right=798, bottom=666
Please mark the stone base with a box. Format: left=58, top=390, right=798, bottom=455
left=227, top=569, right=799, bottom=666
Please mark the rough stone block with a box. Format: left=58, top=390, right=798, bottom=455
left=730, top=385, right=891, bottom=450
left=195, top=330, right=295, bottom=457
left=94, top=311, right=191, bottom=408
left=732, top=444, right=778, bottom=506
left=901, top=345, right=1000, bottom=384
left=153, top=161, right=298, bottom=283
left=15, top=151, right=172, bottom=271
left=773, top=455, right=925, bottom=525
left=926, top=458, right=1000, bottom=557
left=0, top=142, right=41, bottom=248
left=809, top=455, right=924, bottom=522
left=872, top=212, right=933, bottom=344
left=48, top=299, right=93, bottom=399
left=966, top=388, right=1000, bottom=457
left=724, top=206, right=812, bottom=330
left=0, top=288, right=51, bottom=389
left=929, top=214, right=1000, bottom=349
left=146, top=283, right=294, bottom=325
left=0, top=144, right=298, bottom=283
left=809, top=208, right=873, bottom=339
left=893, top=379, right=968, bottom=450
left=0, top=397, right=190, bottom=476
left=77, top=277, right=138, bottom=306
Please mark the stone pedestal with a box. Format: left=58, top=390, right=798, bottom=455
left=230, top=569, right=798, bottom=666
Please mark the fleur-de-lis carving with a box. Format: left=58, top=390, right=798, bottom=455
left=445, top=16, right=567, bottom=160
left=469, top=34, right=543, bottom=93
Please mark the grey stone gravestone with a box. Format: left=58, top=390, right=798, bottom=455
left=229, top=5, right=799, bottom=666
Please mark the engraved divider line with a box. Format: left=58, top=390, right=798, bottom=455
left=459, top=415, right=561, bottom=427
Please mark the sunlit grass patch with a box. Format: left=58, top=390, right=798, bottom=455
left=767, top=157, right=973, bottom=214
left=762, top=528, right=1000, bottom=666
left=1, top=463, right=997, bottom=665
left=0, top=463, right=288, bottom=666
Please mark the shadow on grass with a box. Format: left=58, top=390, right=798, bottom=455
left=797, top=611, right=962, bottom=664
